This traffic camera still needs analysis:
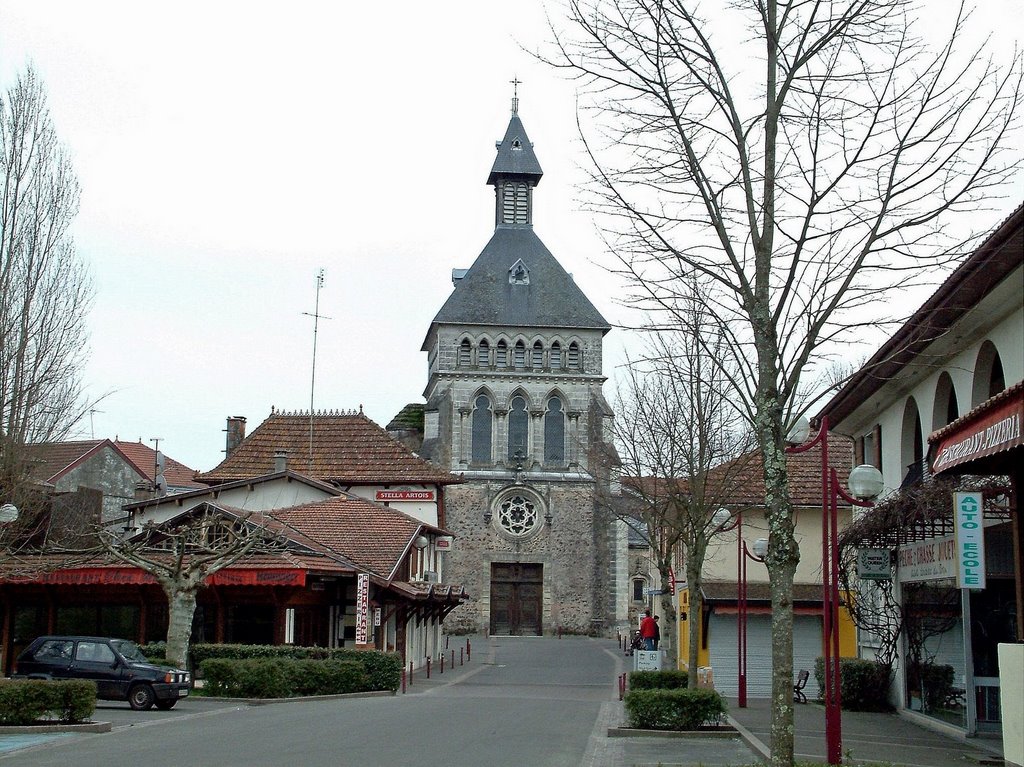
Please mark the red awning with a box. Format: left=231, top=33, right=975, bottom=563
left=38, top=567, right=305, bottom=587
left=930, top=384, right=1024, bottom=475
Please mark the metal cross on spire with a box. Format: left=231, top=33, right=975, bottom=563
left=510, top=76, right=522, bottom=115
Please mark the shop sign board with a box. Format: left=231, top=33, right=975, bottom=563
left=355, top=573, right=370, bottom=644
left=375, top=489, right=435, bottom=502
left=897, top=535, right=957, bottom=583
left=954, top=492, right=986, bottom=589
left=856, top=548, right=892, bottom=581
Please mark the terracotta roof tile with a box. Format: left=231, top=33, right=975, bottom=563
left=22, top=440, right=201, bottom=489
left=623, top=437, right=855, bottom=508
left=197, top=411, right=459, bottom=486
left=265, top=495, right=440, bottom=579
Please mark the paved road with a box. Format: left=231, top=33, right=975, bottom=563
left=3, top=636, right=723, bottom=767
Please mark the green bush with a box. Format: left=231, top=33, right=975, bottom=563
left=191, top=644, right=400, bottom=692
left=629, top=670, right=689, bottom=690
left=813, top=657, right=893, bottom=712
left=0, top=680, right=96, bottom=725
left=199, top=658, right=369, bottom=698
left=624, top=688, right=726, bottom=730
left=138, top=641, right=168, bottom=664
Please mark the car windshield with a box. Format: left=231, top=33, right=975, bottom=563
left=110, top=640, right=147, bottom=662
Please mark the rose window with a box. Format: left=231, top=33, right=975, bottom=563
left=497, top=495, right=538, bottom=537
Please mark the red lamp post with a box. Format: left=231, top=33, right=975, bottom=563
left=713, top=508, right=767, bottom=709
left=786, top=414, right=883, bottom=766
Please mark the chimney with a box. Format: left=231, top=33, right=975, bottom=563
left=273, top=450, right=288, bottom=473
left=225, top=416, right=247, bottom=457
left=134, top=480, right=153, bottom=502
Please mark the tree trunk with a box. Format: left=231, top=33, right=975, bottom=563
left=686, top=563, right=703, bottom=688
left=163, top=586, right=198, bottom=670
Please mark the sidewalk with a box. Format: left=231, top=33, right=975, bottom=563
left=727, top=696, right=1003, bottom=767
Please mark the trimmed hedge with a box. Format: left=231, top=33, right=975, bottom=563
left=628, top=670, right=689, bottom=690
left=624, top=688, right=726, bottom=730
left=813, top=657, right=893, bottom=712
left=200, top=658, right=369, bottom=698
left=190, top=644, right=401, bottom=692
left=0, top=679, right=97, bottom=725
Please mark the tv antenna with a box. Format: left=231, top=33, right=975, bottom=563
left=302, top=269, right=331, bottom=472
left=89, top=409, right=104, bottom=439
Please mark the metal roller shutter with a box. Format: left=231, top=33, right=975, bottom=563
left=709, top=613, right=823, bottom=700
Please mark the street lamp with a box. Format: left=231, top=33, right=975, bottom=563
left=786, top=415, right=883, bottom=766
left=714, top=507, right=767, bottom=709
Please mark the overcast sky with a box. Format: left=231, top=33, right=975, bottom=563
left=1, top=1, right=1020, bottom=472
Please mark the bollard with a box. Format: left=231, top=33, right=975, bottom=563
left=445, top=636, right=449, bottom=649
left=451, top=649, right=455, bottom=670
left=426, top=658, right=431, bottom=679
left=440, top=653, right=445, bottom=674
left=460, top=647, right=464, bottom=666
left=467, top=639, right=472, bottom=662
left=409, top=661, right=414, bottom=685
left=402, top=669, right=407, bottom=694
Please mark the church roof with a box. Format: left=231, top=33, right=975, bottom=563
left=487, top=113, right=543, bottom=185
left=425, top=227, right=610, bottom=342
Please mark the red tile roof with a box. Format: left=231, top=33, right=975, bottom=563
left=197, top=410, right=459, bottom=486
left=22, top=440, right=202, bottom=489
left=263, top=495, right=440, bottom=579
left=624, top=436, right=855, bottom=508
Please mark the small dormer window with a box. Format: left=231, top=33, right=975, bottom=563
left=512, top=138, right=523, bottom=150
left=509, top=259, right=530, bottom=285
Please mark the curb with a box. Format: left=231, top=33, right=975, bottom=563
left=198, top=690, right=395, bottom=705
left=0, top=722, right=112, bottom=734
left=727, top=715, right=770, bottom=761
left=607, top=726, right=740, bottom=739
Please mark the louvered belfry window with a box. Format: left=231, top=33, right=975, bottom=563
left=459, top=339, right=471, bottom=366
left=567, top=342, right=580, bottom=370
left=550, top=342, right=562, bottom=369
left=532, top=341, right=544, bottom=368
left=496, top=340, right=508, bottom=366
left=501, top=182, right=530, bottom=225
left=478, top=339, right=490, bottom=367
left=514, top=341, right=526, bottom=367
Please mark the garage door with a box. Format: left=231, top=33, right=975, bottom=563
left=709, top=613, right=822, bottom=699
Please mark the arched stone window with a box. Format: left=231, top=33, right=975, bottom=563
left=532, top=341, right=544, bottom=368
left=459, top=339, right=471, bottom=367
left=900, top=397, right=923, bottom=488
left=550, top=342, right=562, bottom=369
left=508, top=395, right=529, bottom=460
left=514, top=341, right=526, bottom=367
left=567, top=342, right=581, bottom=370
left=544, top=397, right=565, bottom=464
left=972, top=341, right=1006, bottom=407
left=932, top=372, right=959, bottom=431
left=496, top=340, right=508, bottom=367
left=471, top=395, right=492, bottom=464
left=478, top=339, right=490, bottom=367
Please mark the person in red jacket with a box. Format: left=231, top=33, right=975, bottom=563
left=639, top=609, right=657, bottom=650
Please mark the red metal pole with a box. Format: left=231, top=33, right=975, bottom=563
left=827, top=468, right=843, bottom=765
left=738, top=513, right=747, bottom=708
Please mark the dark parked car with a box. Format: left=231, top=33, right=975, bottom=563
left=13, top=636, right=191, bottom=710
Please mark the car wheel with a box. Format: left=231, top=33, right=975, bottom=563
left=154, top=699, right=177, bottom=711
left=128, top=684, right=156, bottom=711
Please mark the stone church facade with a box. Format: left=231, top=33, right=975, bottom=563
left=417, top=107, right=627, bottom=637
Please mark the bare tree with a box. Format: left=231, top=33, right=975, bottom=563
left=1, top=66, right=93, bottom=514
left=98, top=504, right=285, bottom=668
left=547, top=2, right=1020, bottom=762
left=615, top=325, right=753, bottom=686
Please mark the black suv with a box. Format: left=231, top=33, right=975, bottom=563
left=13, top=636, right=191, bottom=710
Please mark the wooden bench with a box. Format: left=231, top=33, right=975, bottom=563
left=794, top=669, right=809, bottom=704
